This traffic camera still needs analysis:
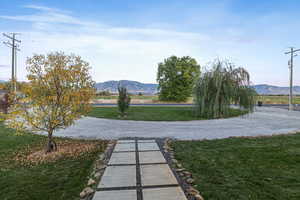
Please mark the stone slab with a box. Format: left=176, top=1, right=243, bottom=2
left=109, top=152, right=136, bottom=165
left=93, top=190, right=137, bottom=200
left=141, top=164, right=177, bottom=186
left=118, top=140, right=135, bottom=144
left=139, top=151, right=166, bottom=164
left=138, top=142, right=160, bottom=151
left=138, top=139, right=156, bottom=143
left=114, top=143, right=136, bottom=152
left=143, top=187, right=187, bottom=200
left=98, top=165, right=136, bottom=188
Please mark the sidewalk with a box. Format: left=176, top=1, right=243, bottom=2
left=93, top=139, right=187, bottom=200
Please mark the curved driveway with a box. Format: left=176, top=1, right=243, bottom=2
left=52, top=107, right=300, bottom=140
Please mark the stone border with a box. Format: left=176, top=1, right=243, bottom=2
left=159, top=138, right=204, bottom=200
left=79, top=140, right=116, bottom=200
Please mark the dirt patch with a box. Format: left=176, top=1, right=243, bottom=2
left=14, top=140, right=106, bottom=166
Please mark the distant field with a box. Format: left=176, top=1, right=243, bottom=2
left=95, top=95, right=300, bottom=105
left=258, top=95, right=300, bottom=104
left=95, top=95, right=157, bottom=100
left=94, top=95, right=193, bottom=104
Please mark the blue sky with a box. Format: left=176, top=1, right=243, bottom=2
left=1, top=0, right=300, bottom=85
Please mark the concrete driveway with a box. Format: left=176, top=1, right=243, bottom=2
left=50, top=107, right=300, bottom=140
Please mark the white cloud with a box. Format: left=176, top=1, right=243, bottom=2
left=1, top=4, right=300, bottom=85
left=0, top=5, right=212, bottom=83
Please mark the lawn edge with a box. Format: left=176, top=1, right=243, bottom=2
left=79, top=140, right=116, bottom=200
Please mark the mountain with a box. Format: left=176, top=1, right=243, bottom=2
left=95, top=81, right=300, bottom=95
left=95, top=80, right=158, bottom=95
left=252, top=84, right=300, bottom=95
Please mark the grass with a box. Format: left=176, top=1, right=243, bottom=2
left=88, top=106, right=248, bottom=121
left=0, top=123, right=107, bottom=200
left=172, top=134, right=300, bottom=200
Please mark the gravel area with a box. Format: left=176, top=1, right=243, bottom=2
left=49, top=107, right=300, bottom=140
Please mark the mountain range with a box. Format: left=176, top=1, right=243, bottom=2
left=1, top=79, right=300, bottom=95
left=96, top=80, right=300, bottom=95
left=95, top=80, right=158, bottom=94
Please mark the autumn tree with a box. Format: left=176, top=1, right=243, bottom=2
left=6, top=52, right=95, bottom=153
left=157, top=56, right=200, bottom=102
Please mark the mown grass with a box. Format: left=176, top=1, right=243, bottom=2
left=172, top=134, right=300, bottom=200
left=88, top=106, right=248, bottom=121
left=0, top=123, right=107, bottom=200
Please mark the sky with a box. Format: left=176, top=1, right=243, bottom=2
left=0, top=0, right=300, bottom=85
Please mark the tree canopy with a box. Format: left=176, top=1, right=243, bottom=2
left=5, top=52, right=95, bottom=152
left=194, top=60, right=256, bottom=119
left=157, top=56, right=200, bottom=102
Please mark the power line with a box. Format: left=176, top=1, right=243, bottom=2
left=285, top=47, right=300, bottom=111
left=2, top=33, right=21, bottom=92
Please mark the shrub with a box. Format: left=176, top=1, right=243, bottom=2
left=117, top=86, right=131, bottom=117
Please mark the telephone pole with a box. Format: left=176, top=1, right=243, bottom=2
left=2, top=33, right=21, bottom=92
left=285, top=47, right=300, bottom=111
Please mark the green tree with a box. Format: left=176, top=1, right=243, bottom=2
left=157, top=56, right=200, bottom=102
left=194, top=60, right=256, bottom=119
left=117, top=86, right=131, bottom=117
left=5, top=52, right=95, bottom=153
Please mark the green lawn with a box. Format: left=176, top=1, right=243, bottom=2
left=172, top=134, right=300, bottom=200
left=88, top=106, right=247, bottom=121
left=0, top=123, right=107, bottom=200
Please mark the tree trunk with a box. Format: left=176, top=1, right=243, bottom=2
left=46, top=130, right=57, bottom=153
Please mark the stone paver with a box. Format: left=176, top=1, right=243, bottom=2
left=138, top=142, right=160, bottom=151
left=109, top=152, right=136, bottom=165
left=93, top=190, right=137, bottom=200
left=143, top=187, right=187, bottom=200
left=139, top=151, right=166, bottom=164
left=97, top=165, right=136, bottom=188
left=114, top=143, right=136, bottom=152
left=52, top=107, right=300, bottom=140
left=141, top=164, right=178, bottom=186
left=93, top=139, right=187, bottom=200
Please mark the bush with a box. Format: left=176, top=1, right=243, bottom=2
left=194, top=60, right=256, bottom=118
left=117, top=86, right=131, bottom=117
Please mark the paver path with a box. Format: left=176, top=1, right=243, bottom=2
left=50, top=107, right=300, bottom=140
left=93, top=139, right=187, bottom=200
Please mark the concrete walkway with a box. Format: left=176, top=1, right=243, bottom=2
left=51, top=107, right=300, bottom=140
left=93, top=139, right=186, bottom=200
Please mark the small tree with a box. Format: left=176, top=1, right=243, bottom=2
left=117, top=86, right=131, bottom=117
left=194, top=60, right=256, bottom=118
left=157, top=56, right=200, bottom=102
left=5, top=52, right=95, bottom=153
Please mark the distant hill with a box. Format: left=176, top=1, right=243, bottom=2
left=95, top=81, right=300, bottom=95
left=252, top=84, right=300, bottom=95
left=95, top=80, right=158, bottom=95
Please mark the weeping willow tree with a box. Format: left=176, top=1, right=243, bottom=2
left=194, top=60, right=257, bottom=119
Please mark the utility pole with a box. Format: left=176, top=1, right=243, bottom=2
left=2, top=33, right=21, bottom=92
left=285, top=47, right=300, bottom=111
